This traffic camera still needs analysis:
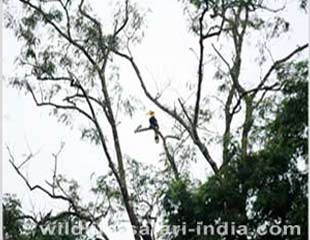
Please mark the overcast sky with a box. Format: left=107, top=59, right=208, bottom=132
left=2, top=0, right=308, bottom=239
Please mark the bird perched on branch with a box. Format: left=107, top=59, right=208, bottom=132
left=147, top=111, right=159, bottom=143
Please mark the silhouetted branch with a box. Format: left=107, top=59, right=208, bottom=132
left=26, top=82, right=94, bottom=123
left=254, top=44, right=309, bottom=95
left=7, top=146, right=77, bottom=208
left=134, top=125, right=180, bottom=179
left=114, top=50, right=218, bottom=173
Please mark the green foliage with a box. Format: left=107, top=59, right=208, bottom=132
left=3, top=194, right=86, bottom=240
left=190, top=0, right=203, bottom=8
left=163, top=61, right=308, bottom=239
left=3, top=194, right=27, bottom=240
left=4, top=1, right=308, bottom=240
left=4, top=0, right=143, bottom=131
left=126, top=157, right=169, bottom=221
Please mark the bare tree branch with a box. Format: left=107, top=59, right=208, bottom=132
left=178, top=98, right=193, bottom=126
left=193, top=7, right=208, bottom=128
left=66, top=71, right=124, bottom=199
left=114, top=0, right=130, bottom=37
left=211, top=43, right=231, bottom=70
left=254, top=43, right=309, bottom=95
left=114, top=50, right=218, bottom=173
left=7, top=146, right=77, bottom=207
left=7, top=144, right=112, bottom=239
left=27, top=82, right=95, bottom=122
left=134, top=126, right=180, bottom=179
left=51, top=142, right=65, bottom=195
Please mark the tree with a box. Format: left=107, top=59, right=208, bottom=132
left=4, top=0, right=308, bottom=239
left=110, top=0, right=308, bottom=176
left=4, top=0, right=162, bottom=239
left=3, top=194, right=27, bottom=240
left=163, top=60, right=308, bottom=239
left=158, top=1, right=308, bottom=239
left=3, top=193, right=88, bottom=240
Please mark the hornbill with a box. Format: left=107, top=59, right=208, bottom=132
left=147, top=111, right=159, bottom=143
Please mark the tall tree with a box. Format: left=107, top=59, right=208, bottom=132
left=112, top=0, right=308, bottom=175
left=163, top=60, right=308, bottom=239
left=4, top=2, right=157, bottom=239
left=3, top=193, right=88, bottom=240
left=4, top=0, right=308, bottom=239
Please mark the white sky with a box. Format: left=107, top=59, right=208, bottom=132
left=2, top=0, right=308, bottom=239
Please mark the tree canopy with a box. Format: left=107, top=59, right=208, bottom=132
left=3, top=0, right=308, bottom=239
